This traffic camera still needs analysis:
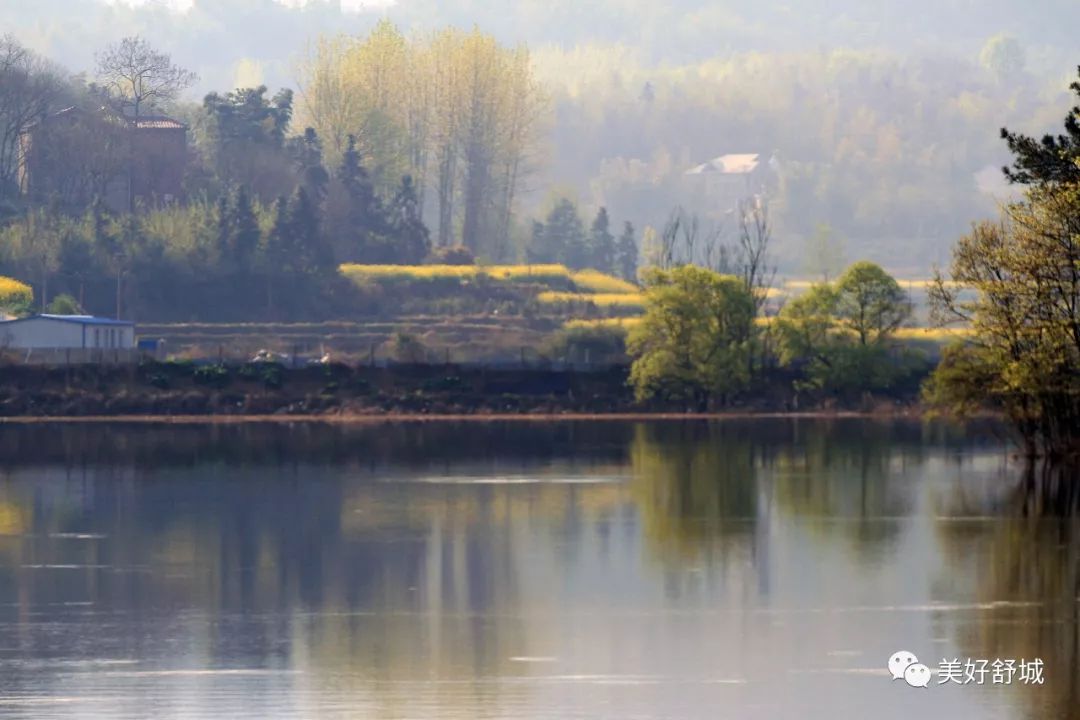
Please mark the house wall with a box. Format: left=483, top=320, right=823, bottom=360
left=131, top=127, right=186, bottom=206
left=0, top=319, right=135, bottom=349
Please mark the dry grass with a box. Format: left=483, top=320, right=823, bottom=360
left=538, top=291, right=645, bottom=308
left=0, top=276, right=31, bottom=307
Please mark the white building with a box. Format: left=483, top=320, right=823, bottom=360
left=0, top=315, right=135, bottom=350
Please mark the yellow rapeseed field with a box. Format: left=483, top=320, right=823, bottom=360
left=564, top=317, right=642, bottom=331
left=340, top=264, right=639, bottom=295
left=538, top=291, right=645, bottom=308
left=0, top=276, right=32, bottom=308
left=340, top=263, right=573, bottom=284
left=569, top=269, right=639, bottom=294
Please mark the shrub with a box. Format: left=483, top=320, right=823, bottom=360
left=0, top=276, right=32, bottom=315
left=193, top=363, right=231, bottom=388
left=44, top=294, right=84, bottom=315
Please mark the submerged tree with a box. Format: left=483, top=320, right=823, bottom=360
left=927, top=188, right=1080, bottom=457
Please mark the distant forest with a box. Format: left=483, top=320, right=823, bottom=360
left=1, top=0, right=1078, bottom=286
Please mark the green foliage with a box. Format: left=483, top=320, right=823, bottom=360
left=545, top=324, right=627, bottom=364
left=627, top=265, right=755, bottom=407
left=1002, top=66, right=1080, bottom=185
left=775, top=261, right=912, bottom=394
left=0, top=276, right=33, bottom=313
left=44, top=293, right=83, bottom=315
left=833, top=261, right=911, bottom=345
left=193, top=363, right=231, bottom=388
left=927, top=184, right=1080, bottom=456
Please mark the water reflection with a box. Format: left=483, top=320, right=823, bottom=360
left=0, top=419, right=1069, bottom=719
left=935, top=464, right=1080, bottom=720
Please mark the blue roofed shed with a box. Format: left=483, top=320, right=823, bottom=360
left=0, top=314, right=136, bottom=350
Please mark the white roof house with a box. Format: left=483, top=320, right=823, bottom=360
left=685, top=153, right=763, bottom=176
left=0, top=315, right=135, bottom=350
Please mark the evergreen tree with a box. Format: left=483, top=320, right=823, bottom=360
left=587, top=207, right=616, bottom=272
left=292, top=127, right=329, bottom=203
left=388, top=175, right=430, bottom=263
left=215, top=194, right=232, bottom=268
left=337, top=133, right=384, bottom=260
left=288, top=186, right=330, bottom=274
left=261, top=195, right=292, bottom=314
left=614, top=221, right=638, bottom=282
left=526, top=220, right=548, bottom=263
left=1002, top=66, right=1080, bottom=185
left=230, top=185, right=261, bottom=272
left=542, top=198, right=586, bottom=268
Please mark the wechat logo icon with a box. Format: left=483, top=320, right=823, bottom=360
left=889, top=650, right=930, bottom=688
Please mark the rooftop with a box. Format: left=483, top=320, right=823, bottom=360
left=0, top=314, right=135, bottom=327
left=685, top=153, right=761, bottom=176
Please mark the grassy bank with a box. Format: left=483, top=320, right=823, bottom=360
left=0, top=360, right=928, bottom=418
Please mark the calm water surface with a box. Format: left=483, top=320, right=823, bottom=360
left=0, top=419, right=1076, bottom=720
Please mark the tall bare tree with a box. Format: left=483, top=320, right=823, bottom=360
left=95, top=36, right=196, bottom=118
left=0, top=36, right=65, bottom=200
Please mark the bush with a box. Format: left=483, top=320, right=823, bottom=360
left=44, top=294, right=84, bottom=315
left=0, top=276, right=32, bottom=316
left=545, top=324, right=628, bottom=364
left=193, top=363, right=231, bottom=388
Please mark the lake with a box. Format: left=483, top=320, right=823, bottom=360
left=0, top=419, right=1075, bottom=719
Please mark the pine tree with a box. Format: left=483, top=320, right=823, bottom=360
left=337, top=133, right=385, bottom=260
left=545, top=198, right=587, bottom=269
left=293, top=127, right=330, bottom=203
left=288, top=186, right=331, bottom=274
left=262, top=195, right=291, bottom=313
left=231, top=185, right=261, bottom=273
left=587, top=207, right=616, bottom=272
left=526, top=220, right=547, bottom=263
left=614, top=221, right=638, bottom=282
left=388, top=175, right=430, bottom=263
left=1002, top=66, right=1080, bottom=185
left=215, top=194, right=232, bottom=269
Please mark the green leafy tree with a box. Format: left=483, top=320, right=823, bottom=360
left=927, top=185, right=1080, bottom=457
left=833, top=261, right=910, bottom=346
left=627, top=265, right=755, bottom=408
left=776, top=261, right=911, bottom=394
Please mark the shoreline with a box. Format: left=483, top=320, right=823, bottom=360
left=0, top=409, right=926, bottom=424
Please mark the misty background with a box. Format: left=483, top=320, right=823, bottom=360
left=3, top=0, right=1075, bottom=274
